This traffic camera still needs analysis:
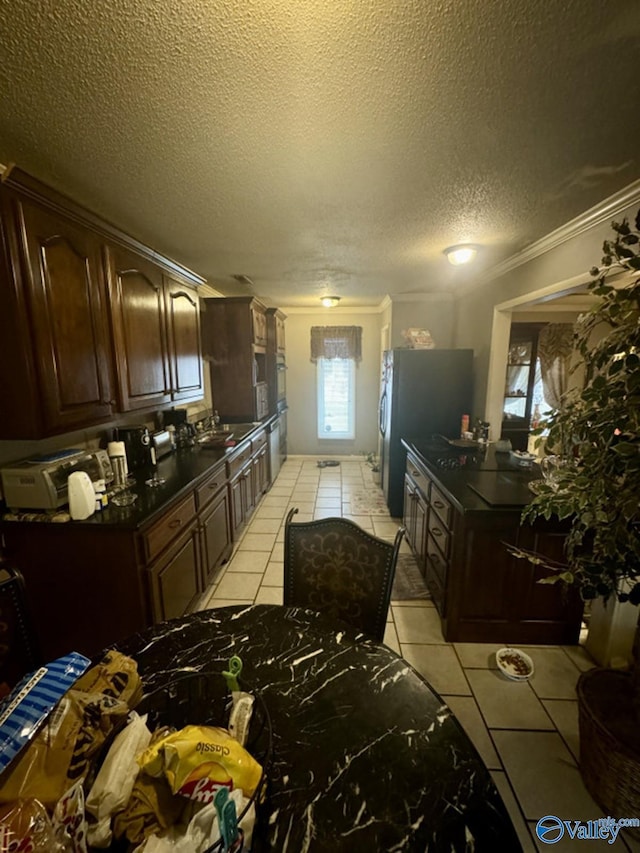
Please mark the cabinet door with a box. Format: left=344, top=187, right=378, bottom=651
left=164, top=277, right=204, bottom=402
left=252, top=307, right=267, bottom=347
left=414, top=492, right=428, bottom=573
left=149, top=525, right=200, bottom=622
left=106, top=245, right=172, bottom=410
left=14, top=197, right=114, bottom=433
left=200, top=488, right=232, bottom=585
left=243, top=462, right=256, bottom=518
left=403, top=476, right=417, bottom=551
left=276, top=315, right=286, bottom=354
left=425, top=534, right=448, bottom=612
left=515, top=524, right=584, bottom=633
left=252, top=447, right=269, bottom=504
left=230, top=476, right=245, bottom=537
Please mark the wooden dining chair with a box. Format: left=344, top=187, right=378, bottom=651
left=283, top=508, right=405, bottom=642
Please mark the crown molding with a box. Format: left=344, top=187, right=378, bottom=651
left=388, top=291, right=454, bottom=303
left=464, top=178, right=640, bottom=293
left=282, top=304, right=383, bottom=314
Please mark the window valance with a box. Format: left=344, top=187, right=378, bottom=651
left=310, top=326, right=362, bottom=362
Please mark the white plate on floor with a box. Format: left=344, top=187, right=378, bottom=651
left=496, top=647, right=534, bottom=681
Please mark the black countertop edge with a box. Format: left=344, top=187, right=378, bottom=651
left=401, top=439, right=542, bottom=515
left=1, top=417, right=277, bottom=531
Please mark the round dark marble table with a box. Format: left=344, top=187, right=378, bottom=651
left=115, top=604, right=521, bottom=852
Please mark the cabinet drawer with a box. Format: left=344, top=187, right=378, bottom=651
left=427, top=514, right=450, bottom=559
left=426, top=534, right=449, bottom=585
left=195, top=466, right=226, bottom=509
left=251, top=429, right=267, bottom=453
left=430, top=484, right=453, bottom=528
left=406, top=455, right=430, bottom=500
left=227, top=442, right=252, bottom=479
left=143, top=493, right=197, bottom=562
left=425, top=568, right=445, bottom=615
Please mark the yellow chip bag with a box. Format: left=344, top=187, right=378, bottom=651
left=138, top=725, right=262, bottom=804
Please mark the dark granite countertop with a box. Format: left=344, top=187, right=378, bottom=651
left=115, top=604, right=522, bottom=852
left=403, top=439, right=543, bottom=515
left=2, top=419, right=272, bottom=531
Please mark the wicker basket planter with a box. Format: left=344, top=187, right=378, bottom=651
left=577, top=668, right=640, bottom=836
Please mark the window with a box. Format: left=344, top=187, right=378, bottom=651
left=317, top=357, right=355, bottom=439
left=310, top=325, right=361, bottom=440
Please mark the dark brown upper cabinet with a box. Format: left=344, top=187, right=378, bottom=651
left=164, top=276, right=203, bottom=402
left=201, top=297, right=269, bottom=422
left=0, top=168, right=205, bottom=437
left=0, top=191, right=114, bottom=438
left=105, top=244, right=173, bottom=411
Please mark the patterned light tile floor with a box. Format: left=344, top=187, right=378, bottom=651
left=197, top=455, right=638, bottom=851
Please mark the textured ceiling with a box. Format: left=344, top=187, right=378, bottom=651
left=1, top=0, right=640, bottom=307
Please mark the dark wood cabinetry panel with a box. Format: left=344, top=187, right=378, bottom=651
left=105, top=244, right=172, bottom=411
left=148, top=524, right=200, bottom=622
left=0, top=524, right=150, bottom=660
left=201, top=296, right=270, bottom=422
left=0, top=193, right=114, bottom=436
left=402, top=449, right=582, bottom=643
left=200, top=487, right=232, bottom=585
left=403, top=458, right=429, bottom=579
left=229, top=464, right=255, bottom=535
left=165, top=277, right=203, bottom=402
left=266, top=308, right=287, bottom=415
left=0, top=169, right=205, bottom=436
left=2, top=422, right=276, bottom=660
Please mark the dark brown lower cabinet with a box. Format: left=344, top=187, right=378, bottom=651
left=148, top=523, right=200, bottom=622
left=2, top=427, right=275, bottom=661
left=230, top=467, right=253, bottom=537
left=228, top=429, right=270, bottom=535
left=200, top=486, right=233, bottom=586
left=403, top=450, right=583, bottom=644
left=0, top=524, right=151, bottom=661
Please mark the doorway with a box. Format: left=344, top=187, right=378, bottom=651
left=484, top=272, right=596, bottom=445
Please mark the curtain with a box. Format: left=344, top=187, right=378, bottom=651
left=310, top=326, right=362, bottom=362
left=537, top=324, right=575, bottom=410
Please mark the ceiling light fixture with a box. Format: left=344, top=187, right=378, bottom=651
left=321, top=296, right=341, bottom=308
left=444, top=244, right=477, bottom=266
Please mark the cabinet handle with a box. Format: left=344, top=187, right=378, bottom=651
left=208, top=482, right=218, bottom=489
left=432, top=526, right=443, bottom=537
left=433, top=501, right=445, bottom=510
left=411, top=470, right=421, bottom=477
left=169, top=518, right=183, bottom=529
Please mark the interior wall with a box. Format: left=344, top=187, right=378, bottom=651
left=454, top=197, right=640, bottom=419
left=283, top=311, right=381, bottom=456
left=389, top=294, right=456, bottom=349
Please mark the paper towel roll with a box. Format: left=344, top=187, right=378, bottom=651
left=107, top=441, right=128, bottom=474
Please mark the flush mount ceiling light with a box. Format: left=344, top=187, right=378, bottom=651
left=444, top=244, right=478, bottom=266
left=321, top=296, right=341, bottom=308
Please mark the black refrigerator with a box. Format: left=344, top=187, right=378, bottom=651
left=379, top=349, right=473, bottom=517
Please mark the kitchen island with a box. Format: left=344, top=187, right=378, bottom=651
left=401, top=439, right=583, bottom=644
left=1, top=419, right=274, bottom=662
